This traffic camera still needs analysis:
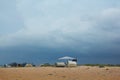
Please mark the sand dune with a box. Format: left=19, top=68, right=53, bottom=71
left=0, top=66, right=120, bottom=80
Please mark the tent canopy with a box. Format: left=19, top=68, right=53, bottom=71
left=58, top=56, right=75, bottom=60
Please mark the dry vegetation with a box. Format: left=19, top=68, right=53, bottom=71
left=0, top=66, right=120, bottom=80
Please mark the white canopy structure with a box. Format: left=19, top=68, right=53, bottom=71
left=58, top=56, right=75, bottom=60
left=56, top=56, right=77, bottom=67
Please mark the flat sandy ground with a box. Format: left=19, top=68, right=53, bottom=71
left=0, top=66, right=120, bottom=80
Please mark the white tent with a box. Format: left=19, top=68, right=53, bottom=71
left=58, top=56, right=75, bottom=60
left=58, top=56, right=77, bottom=67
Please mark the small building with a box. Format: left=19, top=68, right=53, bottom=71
left=4, top=64, right=11, bottom=68
left=25, top=64, right=33, bottom=67
left=55, top=62, right=66, bottom=67
left=67, top=61, right=77, bottom=67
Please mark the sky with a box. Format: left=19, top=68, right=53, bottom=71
left=0, top=0, right=120, bottom=65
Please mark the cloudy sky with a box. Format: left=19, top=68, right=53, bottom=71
left=0, top=0, right=120, bottom=64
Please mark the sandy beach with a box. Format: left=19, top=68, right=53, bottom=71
left=0, top=66, right=120, bottom=80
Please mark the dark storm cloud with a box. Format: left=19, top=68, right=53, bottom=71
left=0, top=0, right=120, bottom=64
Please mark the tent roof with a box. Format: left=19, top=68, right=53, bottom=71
left=58, top=56, right=75, bottom=60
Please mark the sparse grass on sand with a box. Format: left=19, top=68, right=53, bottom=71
left=0, top=66, right=120, bottom=80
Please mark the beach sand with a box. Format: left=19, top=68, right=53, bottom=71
left=0, top=66, right=120, bottom=80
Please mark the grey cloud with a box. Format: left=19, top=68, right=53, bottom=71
left=0, top=0, right=120, bottom=64
left=0, top=0, right=24, bottom=35
left=0, top=1, right=120, bottom=56
left=96, top=8, right=120, bottom=32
